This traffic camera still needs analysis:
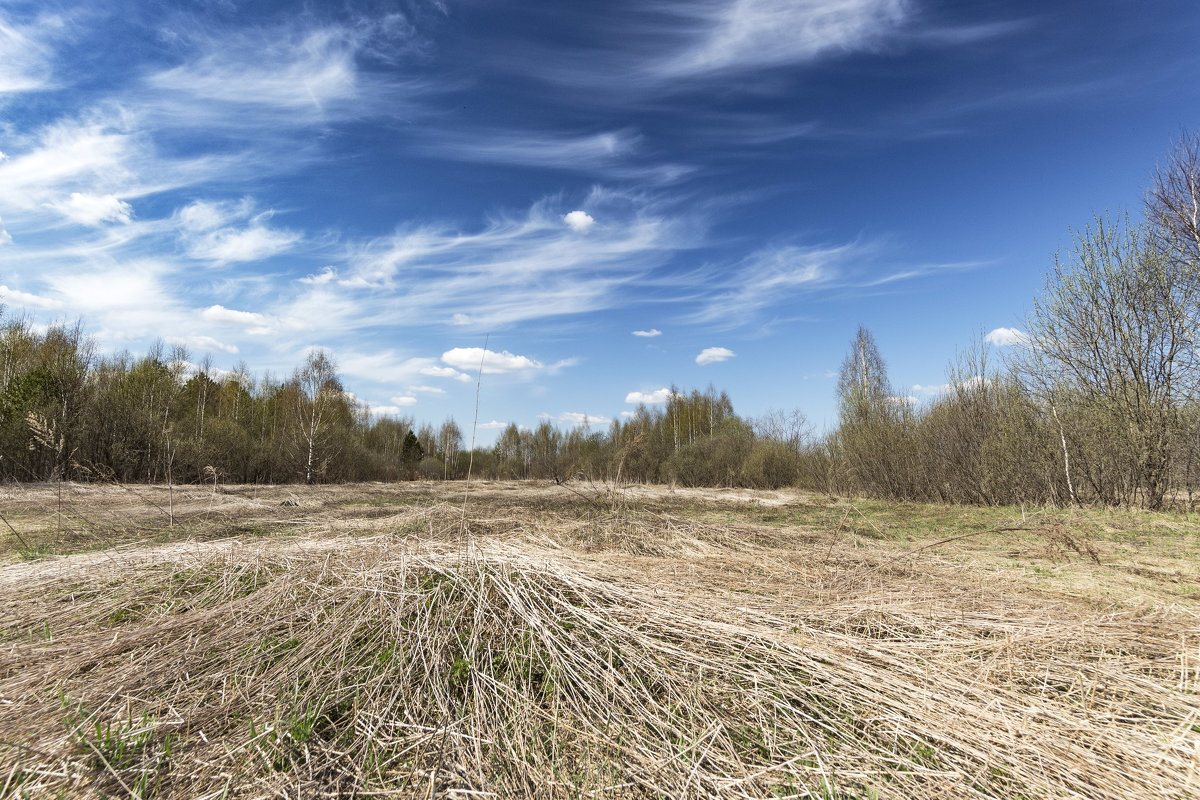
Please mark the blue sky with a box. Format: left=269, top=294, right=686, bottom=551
left=2, top=0, right=1199, bottom=441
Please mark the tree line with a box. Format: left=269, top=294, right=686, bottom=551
left=2, top=131, right=1199, bottom=508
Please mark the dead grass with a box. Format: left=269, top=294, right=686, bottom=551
left=1, top=481, right=1198, bottom=798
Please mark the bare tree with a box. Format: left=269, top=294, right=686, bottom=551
left=438, top=418, right=462, bottom=479
left=1015, top=214, right=1199, bottom=508
left=837, top=326, right=890, bottom=425
left=1146, top=129, right=1200, bottom=275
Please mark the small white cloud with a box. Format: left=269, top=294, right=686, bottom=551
left=625, top=387, right=672, bottom=404
left=620, top=410, right=636, bottom=418
left=46, top=192, right=132, bottom=226
left=299, top=266, right=337, bottom=284
left=0, top=284, right=62, bottom=310
left=451, top=313, right=472, bottom=325
left=477, top=420, right=511, bottom=430
left=632, top=328, right=662, bottom=337
left=408, top=385, right=446, bottom=394
left=563, top=210, right=595, bottom=232
left=370, top=405, right=408, bottom=417
left=442, top=347, right=544, bottom=374
left=0, top=218, right=11, bottom=245
left=420, top=365, right=474, bottom=382
left=985, top=327, right=1029, bottom=347
left=200, top=304, right=274, bottom=335
left=696, top=346, right=735, bottom=365
left=390, top=394, right=418, bottom=407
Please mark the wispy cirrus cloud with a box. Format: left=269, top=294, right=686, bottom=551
left=331, top=187, right=703, bottom=329
left=650, top=0, right=911, bottom=80
left=176, top=199, right=301, bottom=264
left=142, top=21, right=429, bottom=133
left=689, top=240, right=987, bottom=327
left=0, top=113, right=141, bottom=214
left=689, top=242, right=847, bottom=324
left=0, top=10, right=67, bottom=96
left=419, top=127, right=639, bottom=170
left=488, top=0, right=914, bottom=98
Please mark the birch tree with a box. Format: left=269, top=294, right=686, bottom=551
left=294, top=350, right=342, bottom=485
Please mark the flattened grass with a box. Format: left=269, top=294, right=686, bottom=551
left=1, top=482, right=1197, bottom=798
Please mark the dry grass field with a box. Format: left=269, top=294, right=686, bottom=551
left=1, top=480, right=1198, bottom=799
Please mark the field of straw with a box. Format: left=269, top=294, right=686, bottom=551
left=1, top=480, right=1198, bottom=799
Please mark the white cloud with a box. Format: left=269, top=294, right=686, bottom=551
left=419, top=128, right=641, bottom=173
left=0, top=218, right=11, bottom=245
left=0, top=284, right=62, bottom=310
left=146, top=28, right=361, bottom=115
left=563, top=210, right=595, bottom=231
left=696, top=346, right=735, bottom=365
left=178, top=200, right=300, bottom=264
left=199, top=226, right=300, bottom=263
left=46, top=192, right=132, bottom=226
left=390, top=394, right=418, bottom=406
left=477, top=420, right=512, bottom=430
left=0, top=13, right=63, bottom=95
left=0, top=115, right=140, bottom=212
left=200, top=304, right=275, bottom=335
left=632, top=328, right=662, bottom=337
left=178, top=200, right=229, bottom=231
left=451, top=313, right=472, bottom=325
left=420, top=365, right=474, bottom=382
left=299, top=266, right=337, bottom=284
left=985, top=327, right=1029, bottom=347
left=548, top=357, right=580, bottom=374
left=692, top=243, right=838, bottom=323
left=46, top=261, right=172, bottom=316
left=337, top=188, right=697, bottom=329
left=654, top=0, right=910, bottom=79
left=170, top=334, right=238, bottom=355
left=625, top=387, right=673, bottom=404
left=911, top=383, right=950, bottom=397
left=442, top=347, right=544, bottom=375
left=408, top=385, right=446, bottom=394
